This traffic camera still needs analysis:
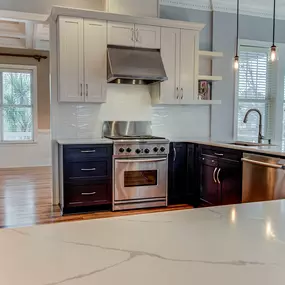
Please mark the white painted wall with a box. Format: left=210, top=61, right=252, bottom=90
left=0, top=130, right=51, bottom=168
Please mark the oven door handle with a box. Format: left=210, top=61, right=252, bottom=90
left=116, top=158, right=167, bottom=163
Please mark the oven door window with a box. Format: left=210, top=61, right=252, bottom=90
left=124, top=170, right=157, bottom=187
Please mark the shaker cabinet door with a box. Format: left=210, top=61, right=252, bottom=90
left=179, top=29, right=197, bottom=104
left=160, top=27, right=180, bottom=104
left=84, top=19, right=107, bottom=103
left=58, top=16, right=84, bottom=102
left=200, top=156, right=220, bottom=206
left=135, top=24, right=161, bottom=49
left=107, top=22, right=135, bottom=47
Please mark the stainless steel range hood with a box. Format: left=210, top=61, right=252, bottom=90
left=107, top=45, right=167, bottom=85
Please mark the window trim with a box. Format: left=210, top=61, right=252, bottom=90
left=234, top=39, right=285, bottom=144
left=0, top=64, right=38, bottom=144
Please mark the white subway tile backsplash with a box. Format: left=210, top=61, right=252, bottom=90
left=54, top=85, right=210, bottom=140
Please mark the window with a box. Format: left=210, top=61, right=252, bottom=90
left=236, top=46, right=274, bottom=142
left=0, top=65, right=37, bottom=143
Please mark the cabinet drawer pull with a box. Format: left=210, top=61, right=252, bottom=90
left=80, top=150, right=96, bottom=153
left=86, top=83, right=88, bottom=96
left=69, top=202, right=83, bottom=205
left=81, top=192, right=96, bottom=196
left=135, top=28, right=139, bottom=42
left=80, top=83, right=83, bottom=96
left=181, top=88, right=184, bottom=99
left=214, top=153, right=224, bottom=157
left=81, top=168, right=96, bottom=171
left=217, top=168, right=221, bottom=184
left=213, top=167, right=217, bottom=183
left=176, top=87, right=179, bottom=99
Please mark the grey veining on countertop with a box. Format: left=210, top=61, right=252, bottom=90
left=2, top=200, right=285, bottom=284
left=57, top=138, right=113, bottom=145
left=167, top=136, right=285, bottom=157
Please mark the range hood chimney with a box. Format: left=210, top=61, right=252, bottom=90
left=107, top=45, right=167, bottom=85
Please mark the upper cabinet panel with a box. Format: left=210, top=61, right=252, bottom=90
left=107, top=22, right=135, bottom=47
left=58, top=17, right=84, bottom=102
left=179, top=29, right=198, bottom=104
left=134, top=25, right=161, bottom=49
left=84, top=20, right=107, bottom=103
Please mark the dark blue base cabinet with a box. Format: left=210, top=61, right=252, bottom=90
left=168, top=143, right=199, bottom=206
left=59, top=144, right=112, bottom=214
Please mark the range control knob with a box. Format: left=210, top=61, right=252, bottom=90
left=135, top=149, right=141, bottom=154
left=153, top=147, right=159, bottom=152
left=126, top=148, right=132, bottom=153
left=119, top=148, right=125, bottom=153
left=160, top=147, right=165, bottom=152
left=144, top=149, right=150, bottom=154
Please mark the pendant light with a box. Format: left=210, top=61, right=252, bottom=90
left=270, top=0, right=277, bottom=62
left=234, top=0, right=240, bottom=70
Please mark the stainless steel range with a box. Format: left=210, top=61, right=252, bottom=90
left=103, top=121, right=169, bottom=211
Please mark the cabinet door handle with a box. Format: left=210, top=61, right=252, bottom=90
left=81, top=150, right=96, bottom=153
left=214, top=153, right=224, bottom=157
left=176, top=87, right=179, bottom=99
left=173, top=147, right=177, bottom=162
left=213, top=167, right=217, bottom=183
left=135, top=28, right=139, bottom=42
left=80, top=83, right=83, bottom=96
left=81, top=168, right=96, bottom=171
left=86, top=83, right=88, bottom=96
left=131, top=28, right=134, bottom=42
left=181, top=88, right=184, bottom=99
left=217, top=168, right=221, bottom=184
left=69, top=202, right=83, bottom=205
left=81, top=192, right=96, bottom=196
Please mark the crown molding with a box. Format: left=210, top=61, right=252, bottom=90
left=160, top=0, right=285, bottom=20
left=159, top=0, right=212, bottom=12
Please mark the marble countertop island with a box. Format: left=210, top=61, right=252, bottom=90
left=2, top=200, right=285, bottom=284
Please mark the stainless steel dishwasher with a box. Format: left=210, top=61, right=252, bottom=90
left=242, top=153, right=285, bottom=203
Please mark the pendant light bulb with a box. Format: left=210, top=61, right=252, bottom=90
left=270, top=45, right=277, bottom=62
left=234, top=56, right=239, bottom=70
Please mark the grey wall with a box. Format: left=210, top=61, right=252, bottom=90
left=0, top=0, right=103, bottom=14
left=161, top=6, right=285, bottom=140
left=211, top=12, right=285, bottom=140
left=160, top=5, right=212, bottom=51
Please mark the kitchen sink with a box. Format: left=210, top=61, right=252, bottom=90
left=226, top=141, right=275, bottom=147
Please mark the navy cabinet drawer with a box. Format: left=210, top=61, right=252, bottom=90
left=63, top=144, right=112, bottom=162
left=64, top=182, right=111, bottom=207
left=64, top=160, right=110, bottom=180
left=200, top=146, right=242, bottom=162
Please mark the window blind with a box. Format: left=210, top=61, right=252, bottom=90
left=237, top=46, right=275, bottom=142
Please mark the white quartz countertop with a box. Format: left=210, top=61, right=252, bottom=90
left=168, top=137, right=285, bottom=157
left=57, top=138, right=113, bottom=145
left=2, top=200, right=285, bottom=284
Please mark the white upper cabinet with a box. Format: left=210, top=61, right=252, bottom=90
left=84, top=20, right=107, bottom=103
left=179, top=29, right=198, bottom=104
left=58, top=17, right=84, bottom=102
left=159, top=27, right=180, bottom=104
left=108, top=22, right=135, bottom=47
left=134, top=24, right=160, bottom=49
left=108, top=21, right=160, bottom=49
left=58, top=16, right=107, bottom=103
left=152, top=27, right=198, bottom=105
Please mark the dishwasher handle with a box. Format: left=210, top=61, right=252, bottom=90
left=242, top=158, right=285, bottom=169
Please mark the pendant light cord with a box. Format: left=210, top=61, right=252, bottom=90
left=273, top=0, right=276, bottom=45
left=235, top=0, right=240, bottom=57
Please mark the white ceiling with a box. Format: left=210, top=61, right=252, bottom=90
left=160, top=0, right=285, bottom=19
left=0, top=17, right=49, bottom=50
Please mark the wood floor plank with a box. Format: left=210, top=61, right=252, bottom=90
left=0, top=167, right=193, bottom=228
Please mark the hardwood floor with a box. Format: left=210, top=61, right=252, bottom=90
left=0, top=167, right=193, bottom=228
